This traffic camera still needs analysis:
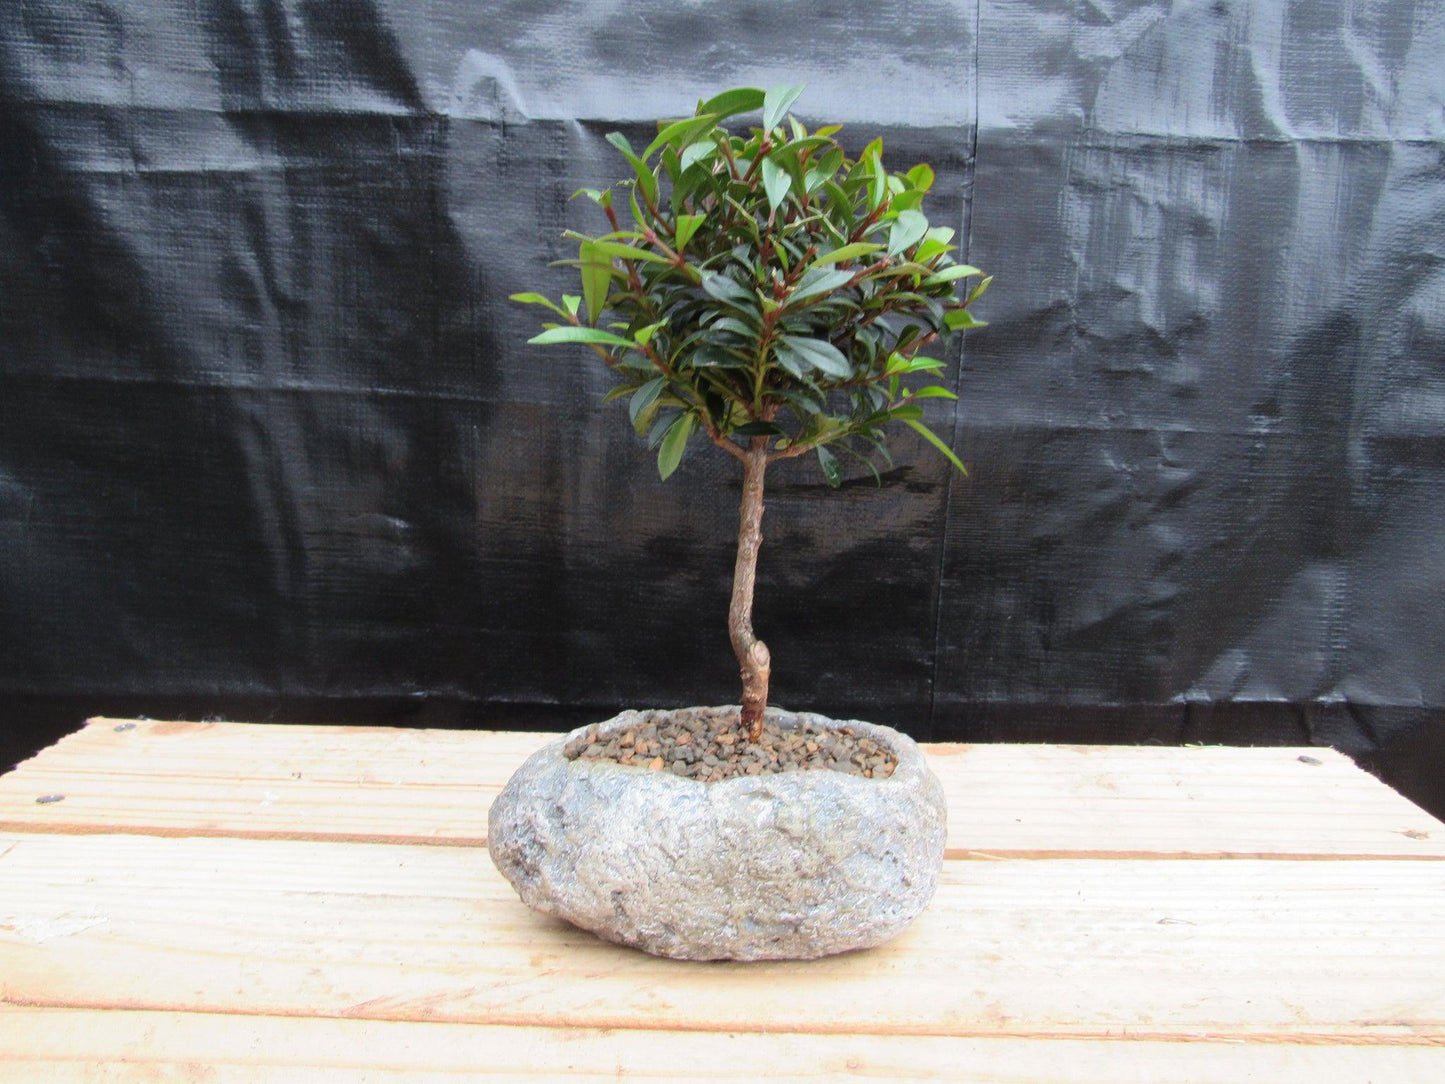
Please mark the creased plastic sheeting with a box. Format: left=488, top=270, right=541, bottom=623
left=938, top=1, right=1445, bottom=790
left=1, top=2, right=1442, bottom=815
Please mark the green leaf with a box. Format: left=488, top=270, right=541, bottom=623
left=944, top=308, right=987, bottom=330
left=922, top=264, right=983, bottom=285
left=905, top=163, right=935, bottom=192
left=810, top=242, right=884, bottom=267
left=774, top=386, right=826, bottom=416
left=867, top=149, right=887, bottom=211
left=689, top=344, right=749, bottom=368
left=529, top=325, right=639, bottom=349
left=887, top=353, right=945, bottom=374
left=788, top=266, right=854, bottom=305
left=888, top=210, right=930, bottom=256
left=571, top=187, right=613, bottom=210
left=605, top=131, right=658, bottom=206
left=644, top=113, right=719, bottom=160
left=633, top=320, right=667, bottom=346
left=583, top=238, right=671, bottom=264
left=762, top=84, right=806, bottom=132
left=966, top=275, right=993, bottom=305
left=816, top=443, right=841, bottom=488
left=761, top=156, right=792, bottom=211
left=579, top=241, right=610, bottom=326
left=708, top=316, right=758, bottom=339
left=904, top=418, right=967, bottom=475
left=698, top=86, right=765, bottom=122
left=601, top=383, right=634, bottom=404
left=804, top=147, right=844, bottom=193
left=679, top=140, right=717, bottom=174
left=701, top=273, right=758, bottom=311
left=776, top=334, right=852, bottom=378
left=915, top=238, right=956, bottom=263
left=907, top=385, right=957, bottom=400
left=674, top=213, right=705, bottom=252
left=629, top=376, right=666, bottom=426
left=509, top=292, right=568, bottom=318
left=821, top=179, right=854, bottom=228
left=561, top=294, right=581, bottom=317
left=657, top=412, right=696, bottom=480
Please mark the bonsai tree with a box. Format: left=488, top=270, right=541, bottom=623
left=513, top=85, right=989, bottom=743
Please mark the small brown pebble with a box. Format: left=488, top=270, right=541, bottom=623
left=647, top=756, right=664, bottom=771
left=716, top=732, right=736, bottom=746
left=619, top=731, right=635, bottom=748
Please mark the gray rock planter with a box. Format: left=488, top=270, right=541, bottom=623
left=488, top=706, right=947, bottom=961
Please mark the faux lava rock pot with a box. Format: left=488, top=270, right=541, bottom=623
left=487, top=706, right=948, bottom=961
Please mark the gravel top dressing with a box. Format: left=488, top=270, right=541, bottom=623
left=562, top=706, right=898, bottom=782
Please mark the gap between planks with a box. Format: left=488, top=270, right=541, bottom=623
left=2, top=998, right=1441, bottom=1048
left=0, top=819, right=1439, bottom=864
left=2, top=1007, right=1441, bottom=1084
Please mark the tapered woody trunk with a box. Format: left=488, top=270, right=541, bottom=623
left=729, top=437, right=771, bottom=742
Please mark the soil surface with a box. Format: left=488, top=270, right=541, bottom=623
left=562, top=706, right=898, bottom=783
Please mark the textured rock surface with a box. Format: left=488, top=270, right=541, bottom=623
left=488, top=706, right=948, bottom=961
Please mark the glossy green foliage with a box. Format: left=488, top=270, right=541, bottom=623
left=514, top=85, right=989, bottom=483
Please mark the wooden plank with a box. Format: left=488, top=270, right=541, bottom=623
left=2, top=1007, right=1442, bottom=1084
left=2, top=832, right=1442, bottom=1043
left=1, top=718, right=1440, bottom=858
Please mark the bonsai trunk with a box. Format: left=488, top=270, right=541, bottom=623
left=730, top=436, right=771, bottom=742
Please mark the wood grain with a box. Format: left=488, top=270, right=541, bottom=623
left=4, top=720, right=1444, bottom=1081
left=2, top=831, right=1443, bottom=1044
left=3, top=1006, right=1442, bottom=1084
left=0, top=718, right=1439, bottom=859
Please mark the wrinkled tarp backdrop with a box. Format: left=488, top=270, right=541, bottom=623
left=2, top=1, right=1443, bottom=816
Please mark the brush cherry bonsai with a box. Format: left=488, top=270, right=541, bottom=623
left=512, top=84, right=987, bottom=740
left=491, top=85, right=988, bottom=960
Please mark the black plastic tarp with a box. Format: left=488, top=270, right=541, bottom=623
left=2, top=1, right=1442, bottom=816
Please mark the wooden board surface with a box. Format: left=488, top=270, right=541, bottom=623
left=2, top=719, right=1444, bottom=1081
left=4, top=1006, right=1443, bottom=1084
left=1, top=717, right=1440, bottom=859
left=2, top=831, right=1443, bottom=1044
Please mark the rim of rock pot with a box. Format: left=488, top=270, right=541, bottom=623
left=561, top=705, right=929, bottom=789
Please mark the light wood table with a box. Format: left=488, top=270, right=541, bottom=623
left=1, top=718, right=1442, bottom=1081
